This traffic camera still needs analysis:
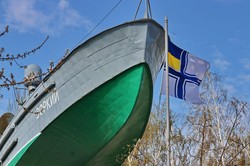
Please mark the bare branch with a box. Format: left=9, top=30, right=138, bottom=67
left=0, top=26, right=9, bottom=37
left=225, top=141, right=250, bottom=165
left=0, top=26, right=49, bottom=100
left=0, top=36, right=49, bottom=62
left=218, top=100, right=248, bottom=165
left=0, top=71, right=49, bottom=89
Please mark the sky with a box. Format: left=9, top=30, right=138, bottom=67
left=0, top=0, right=250, bottom=115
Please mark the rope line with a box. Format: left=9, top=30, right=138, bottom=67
left=72, top=0, right=123, bottom=50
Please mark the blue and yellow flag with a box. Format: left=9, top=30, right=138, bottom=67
left=161, top=40, right=210, bottom=104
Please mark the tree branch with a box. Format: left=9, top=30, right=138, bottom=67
left=0, top=26, right=8, bottom=37
left=225, top=141, right=250, bottom=165
left=218, top=100, right=248, bottom=165
left=0, top=36, right=49, bottom=62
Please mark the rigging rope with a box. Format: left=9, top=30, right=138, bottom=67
left=72, top=0, right=123, bottom=50
left=134, top=0, right=143, bottom=20
left=52, top=0, right=123, bottom=68
left=146, top=0, right=152, bottom=18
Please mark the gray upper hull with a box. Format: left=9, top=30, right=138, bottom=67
left=0, top=19, right=164, bottom=165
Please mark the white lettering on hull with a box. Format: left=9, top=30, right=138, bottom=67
left=35, top=91, right=59, bottom=119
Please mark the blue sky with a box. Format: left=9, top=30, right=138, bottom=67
left=0, top=0, right=250, bottom=115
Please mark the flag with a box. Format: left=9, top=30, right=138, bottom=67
left=161, top=40, right=210, bottom=104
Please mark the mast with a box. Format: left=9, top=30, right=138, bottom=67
left=164, top=16, right=171, bottom=166
left=134, top=0, right=152, bottom=20
left=144, top=0, right=152, bottom=18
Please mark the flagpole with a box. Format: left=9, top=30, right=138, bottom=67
left=164, top=16, right=171, bottom=166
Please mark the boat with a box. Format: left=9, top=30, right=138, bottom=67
left=0, top=7, right=165, bottom=166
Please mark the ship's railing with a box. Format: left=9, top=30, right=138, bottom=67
left=0, top=138, right=18, bottom=164
left=0, top=82, right=55, bottom=165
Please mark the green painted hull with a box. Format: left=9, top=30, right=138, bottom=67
left=9, top=64, right=152, bottom=166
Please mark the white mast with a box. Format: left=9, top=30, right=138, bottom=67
left=164, top=16, right=171, bottom=166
